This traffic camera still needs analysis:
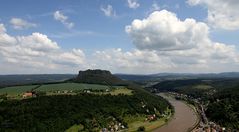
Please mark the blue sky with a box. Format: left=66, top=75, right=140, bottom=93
left=0, top=0, right=206, bottom=50
left=0, top=0, right=239, bottom=74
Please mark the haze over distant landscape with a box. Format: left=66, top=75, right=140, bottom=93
left=0, top=0, right=239, bottom=74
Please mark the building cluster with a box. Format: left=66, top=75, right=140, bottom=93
left=193, top=122, right=226, bottom=132
left=145, top=114, right=157, bottom=121
left=100, top=120, right=125, bottom=132
left=22, top=91, right=37, bottom=98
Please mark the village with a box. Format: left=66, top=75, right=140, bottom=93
left=100, top=101, right=170, bottom=132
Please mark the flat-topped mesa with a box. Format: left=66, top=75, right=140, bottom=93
left=75, top=69, right=126, bottom=85
left=78, top=69, right=112, bottom=77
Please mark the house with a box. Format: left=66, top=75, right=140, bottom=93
left=146, top=114, right=156, bottom=121
left=83, top=90, right=91, bottom=93
left=22, top=91, right=36, bottom=98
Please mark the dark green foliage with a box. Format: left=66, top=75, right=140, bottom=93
left=0, top=94, right=7, bottom=100
left=0, top=70, right=171, bottom=131
left=0, top=84, right=169, bottom=131
left=150, top=78, right=239, bottom=98
left=150, top=79, right=210, bottom=98
left=152, top=79, right=203, bottom=91
left=137, top=126, right=145, bottom=131
left=206, top=86, right=239, bottom=129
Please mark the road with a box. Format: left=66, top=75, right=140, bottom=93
left=153, top=93, right=198, bottom=132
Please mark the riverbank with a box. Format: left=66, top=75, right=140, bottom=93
left=153, top=93, right=199, bottom=132
left=126, top=107, right=172, bottom=131
left=185, top=103, right=201, bottom=132
left=127, top=117, right=167, bottom=131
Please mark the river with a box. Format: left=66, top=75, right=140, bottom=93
left=153, top=93, right=198, bottom=132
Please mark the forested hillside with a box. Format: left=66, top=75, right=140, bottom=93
left=0, top=70, right=171, bottom=131
left=206, top=85, right=239, bottom=129
left=0, top=84, right=170, bottom=131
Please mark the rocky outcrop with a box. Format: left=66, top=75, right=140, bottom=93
left=74, top=69, right=126, bottom=85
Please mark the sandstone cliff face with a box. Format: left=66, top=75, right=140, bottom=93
left=78, top=69, right=111, bottom=77
left=75, top=69, right=126, bottom=85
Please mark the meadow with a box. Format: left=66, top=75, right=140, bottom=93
left=0, top=85, right=36, bottom=95
left=0, top=83, right=125, bottom=96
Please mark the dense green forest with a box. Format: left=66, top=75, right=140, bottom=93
left=0, top=83, right=171, bottom=131
left=0, top=70, right=172, bottom=131
left=150, top=78, right=239, bottom=98
left=206, top=85, right=239, bottom=129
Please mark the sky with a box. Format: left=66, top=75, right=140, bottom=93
left=0, top=0, right=239, bottom=74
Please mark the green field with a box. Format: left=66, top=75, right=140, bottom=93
left=65, top=124, right=84, bottom=132
left=0, top=85, right=36, bottom=95
left=0, top=83, right=125, bottom=96
left=128, top=118, right=166, bottom=131
left=124, top=113, right=170, bottom=131
left=193, top=84, right=213, bottom=90
left=36, top=83, right=120, bottom=92
left=109, top=88, right=133, bottom=95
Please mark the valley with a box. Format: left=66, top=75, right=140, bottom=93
left=1, top=71, right=239, bottom=131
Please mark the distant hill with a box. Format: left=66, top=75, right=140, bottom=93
left=0, top=74, right=76, bottom=88
left=1, top=72, right=239, bottom=88
left=150, top=72, right=239, bottom=78
left=116, top=72, right=239, bottom=82
left=115, top=74, right=156, bottom=81
left=74, top=69, right=126, bottom=85
left=149, top=78, right=239, bottom=97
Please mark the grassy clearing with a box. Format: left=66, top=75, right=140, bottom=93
left=127, top=117, right=166, bottom=131
left=193, top=84, right=213, bottom=90
left=110, top=88, right=133, bottom=95
left=65, top=124, right=84, bottom=132
left=123, top=112, right=172, bottom=132
left=0, top=85, right=36, bottom=96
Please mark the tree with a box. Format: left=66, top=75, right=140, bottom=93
left=137, top=126, right=145, bottom=131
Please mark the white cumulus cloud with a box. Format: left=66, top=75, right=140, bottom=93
left=100, top=5, right=116, bottom=17
left=187, top=0, right=239, bottom=30
left=118, top=10, right=239, bottom=73
left=127, top=0, right=140, bottom=9
left=126, top=10, right=209, bottom=51
left=92, top=48, right=174, bottom=73
left=16, top=33, right=59, bottom=52
left=1, top=9, right=239, bottom=74
left=50, top=49, right=85, bottom=66
left=0, top=24, right=17, bottom=46
left=54, top=11, right=74, bottom=29
left=10, top=18, right=37, bottom=30
left=0, top=24, right=6, bottom=33
left=0, top=23, right=86, bottom=74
